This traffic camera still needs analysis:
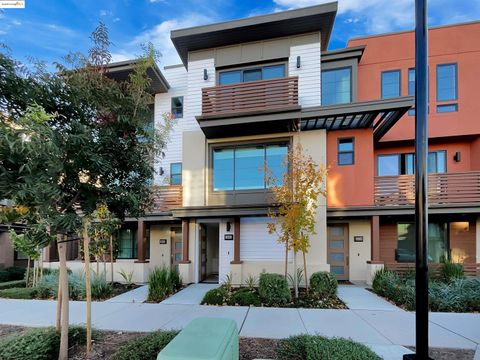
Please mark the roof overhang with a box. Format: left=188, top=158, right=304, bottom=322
left=171, top=2, right=338, bottom=67
left=172, top=205, right=273, bottom=218
left=197, top=106, right=301, bottom=139
left=321, top=45, right=365, bottom=63
left=105, top=59, right=170, bottom=94
left=300, top=96, right=413, bottom=141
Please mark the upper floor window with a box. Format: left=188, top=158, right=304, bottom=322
left=212, top=143, right=288, bottom=191
left=337, top=138, right=354, bottom=165
left=170, top=163, right=182, bottom=185
left=171, top=96, right=184, bottom=119
left=377, top=150, right=446, bottom=176
left=408, top=68, right=415, bottom=116
left=381, top=70, right=401, bottom=99
left=218, top=64, right=286, bottom=86
left=436, top=64, right=457, bottom=101
left=321, top=67, right=352, bottom=105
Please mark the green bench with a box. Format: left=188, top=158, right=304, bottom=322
left=158, top=317, right=239, bottom=360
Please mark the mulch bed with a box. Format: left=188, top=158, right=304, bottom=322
left=0, top=325, right=475, bottom=360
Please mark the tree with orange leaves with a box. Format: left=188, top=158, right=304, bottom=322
left=266, top=143, right=327, bottom=297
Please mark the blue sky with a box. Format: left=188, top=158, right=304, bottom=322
left=1, top=0, right=479, bottom=68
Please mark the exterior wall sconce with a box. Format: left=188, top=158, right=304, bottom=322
left=453, top=152, right=461, bottom=162
left=203, top=69, right=208, bottom=80
left=296, top=56, right=301, bottom=68
left=226, top=221, right=231, bottom=232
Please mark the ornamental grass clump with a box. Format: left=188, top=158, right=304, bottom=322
left=147, top=266, right=182, bottom=302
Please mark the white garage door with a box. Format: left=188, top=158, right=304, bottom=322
left=240, top=217, right=286, bottom=261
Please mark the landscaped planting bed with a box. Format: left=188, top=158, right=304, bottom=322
left=372, top=265, right=480, bottom=312
left=0, top=269, right=138, bottom=301
left=146, top=266, right=183, bottom=303
left=201, top=272, right=346, bottom=309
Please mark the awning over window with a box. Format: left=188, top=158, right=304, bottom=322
left=300, top=96, right=413, bottom=141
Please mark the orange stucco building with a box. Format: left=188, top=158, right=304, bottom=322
left=326, top=21, right=480, bottom=282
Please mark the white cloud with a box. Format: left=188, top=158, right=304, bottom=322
left=12, top=19, right=21, bottom=26
left=131, top=13, right=214, bottom=66
left=111, top=51, right=135, bottom=62
left=274, top=0, right=414, bottom=33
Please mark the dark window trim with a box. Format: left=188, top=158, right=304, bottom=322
left=217, top=61, right=288, bottom=86
left=321, top=66, right=353, bottom=105
left=436, top=63, right=458, bottom=102
left=436, top=103, right=458, bottom=113
left=337, top=137, right=355, bottom=166
left=381, top=69, right=401, bottom=99
left=117, top=227, right=137, bottom=260
left=376, top=150, right=447, bottom=176
left=171, top=96, right=184, bottom=119
left=170, top=162, right=182, bottom=185
left=210, top=138, right=291, bottom=193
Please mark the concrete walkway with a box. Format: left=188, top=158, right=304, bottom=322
left=1, top=298, right=479, bottom=360
left=338, top=285, right=402, bottom=311
left=161, top=283, right=219, bottom=305
left=105, top=285, right=148, bottom=303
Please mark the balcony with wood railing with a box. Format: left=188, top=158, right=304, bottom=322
left=201, top=77, right=299, bottom=118
left=374, top=171, right=480, bottom=206
left=150, top=185, right=182, bottom=213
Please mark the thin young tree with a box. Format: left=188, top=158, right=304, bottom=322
left=266, top=143, right=327, bottom=297
left=0, top=24, right=172, bottom=359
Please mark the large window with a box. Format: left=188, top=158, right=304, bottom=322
left=321, top=67, right=352, bottom=105
left=118, top=228, right=137, bottom=259
left=436, top=63, right=457, bottom=101
left=170, top=163, right=182, bottom=185
left=381, top=70, right=401, bottom=99
left=171, top=96, right=184, bottom=119
left=213, top=144, right=288, bottom=191
left=218, top=64, right=285, bottom=86
left=377, top=151, right=446, bottom=176
left=337, top=138, right=354, bottom=165
left=397, top=223, right=448, bottom=262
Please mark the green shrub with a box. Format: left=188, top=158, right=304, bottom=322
left=36, top=272, right=86, bottom=300
left=0, top=326, right=89, bottom=360
left=0, top=279, right=26, bottom=290
left=6, top=266, right=27, bottom=280
left=147, top=266, right=182, bottom=302
left=310, top=271, right=338, bottom=298
left=277, top=334, right=381, bottom=360
left=201, top=286, right=228, bottom=305
left=0, top=270, right=10, bottom=282
left=227, top=288, right=261, bottom=306
left=0, top=287, right=37, bottom=299
left=441, top=260, right=465, bottom=282
left=258, top=273, right=291, bottom=306
left=91, top=273, right=113, bottom=300
left=112, top=330, right=179, bottom=360
left=372, top=269, right=400, bottom=297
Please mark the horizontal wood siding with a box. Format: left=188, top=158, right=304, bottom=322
left=150, top=185, right=182, bottom=213
left=187, top=58, right=215, bottom=130
left=450, top=220, right=477, bottom=263
left=375, top=171, right=480, bottom=206
left=379, top=223, right=397, bottom=263
left=385, top=262, right=480, bottom=277
left=201, top=77, right=298, bottom=117
left=240, top=217, right=286, bottom=261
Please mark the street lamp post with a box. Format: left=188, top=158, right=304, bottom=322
left=403, top=0, right=433, bottom=359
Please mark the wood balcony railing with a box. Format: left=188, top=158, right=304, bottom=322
left=150, top=185, right=182, bottom=213
left=374, top=171, right=480, bottom=206
left=201, top=77, right=299, bottom=117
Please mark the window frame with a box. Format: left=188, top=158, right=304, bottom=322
left=377, top=150, right=447, bottom=176
left=211, top=140, right=290, bottom=192
left=171, top=96, right=184, bottom=119
left=436, top=63, right=458, bottom=102
left=337, top=137, right=355, bottom=166
left=117, top=227, right=137, bottom=260
left=381, top=69, right=401, bottom=99
left=321, top=66, right=353, bottom=106
left=217, top=61, right=288, bottom=86
left=170, top=162, right=182, bottom=185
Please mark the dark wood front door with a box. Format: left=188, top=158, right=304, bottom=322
left=327, top=224, right=349, bottom=281
left=171, top=227, right=182, bottom=270
left=200, top=224, right=207, bottom=281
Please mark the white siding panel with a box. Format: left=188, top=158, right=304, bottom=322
left=154, top=66, right=187, bottom=185
left=240, top=217, right=285, bottom=261
left=289, top=37, right=321, bottom=108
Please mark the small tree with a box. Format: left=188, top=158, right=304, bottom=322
left=266, top=143, right=327, bottom=297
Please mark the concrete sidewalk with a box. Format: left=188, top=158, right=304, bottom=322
left=337, top=285, right=402, bottom=311
left=0, top=298, right=479, bottom=360
left=105, top=285, right=148, bottom=303
left=161, top=283, right=219, bottom=305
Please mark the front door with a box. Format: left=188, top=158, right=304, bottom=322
left=200, top=224, right=207, bottom=281
left=327, top=224, right=349, bottom=280
left=171, top=227, right=182, bottom=271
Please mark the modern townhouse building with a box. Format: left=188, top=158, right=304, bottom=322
left=39, top=2, right=479, bottom=284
